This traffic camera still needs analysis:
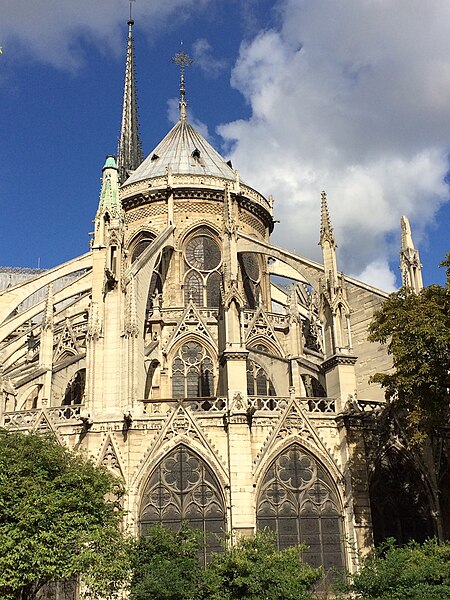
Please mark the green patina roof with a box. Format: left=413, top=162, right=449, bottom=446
left=103, top=155, right=118, bottom=170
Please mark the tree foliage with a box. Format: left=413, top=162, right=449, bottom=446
left=202, top=529, right=322, bottom=600
left=130, top=526, right=321, bottom=600
left=368, top=255, right=450, bottom=446
left=130, top=523, right=204, bottom=600
left=349, top=538, right=450, bottom=599
left=0, top=429, right=131, bottom=600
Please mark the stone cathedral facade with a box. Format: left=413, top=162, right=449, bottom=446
left=1, top=20, right=447, bottom=576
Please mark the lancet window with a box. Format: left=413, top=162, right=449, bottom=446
left=246, top=360, right=276, bottom=397
left=172, top=341, right=215, bottom=398
left=62, top=369, right=85, bottom=406
left=257, top=444, right=344, bottom=570
left=184, top=231, right=222, bottom=307
left=139, top=445, right=225, bottom=563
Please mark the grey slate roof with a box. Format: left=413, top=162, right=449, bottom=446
left=125, top=119, right=236, bottom=185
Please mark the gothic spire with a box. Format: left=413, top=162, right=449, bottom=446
left=171, top=50, right=193, bottom=122
left=319, top=190, right=335, bottom=248
left=400, top=215, right=423, bottom=293
left=117, top=17, right=143, bottom=184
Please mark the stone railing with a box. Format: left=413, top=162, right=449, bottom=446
left=305, top=397, right=336, bottom=413
left=141, top=397, right=227, bottom=416
left=355, top=399, right=385, bottom=413
left=2, top=404, right=84, bottom=428
left=248, top=396, right=289, bottom=412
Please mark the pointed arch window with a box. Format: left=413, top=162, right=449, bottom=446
left=62, top=369, right=86, bottom=406
left=172, top=341, right=215, bottom=398
left=247, top=360, right=276, bottom=397
left=130, top=232, right=156, bottom=263
left=139, top=445, right=226, bottom=563
left=257, top=444, right=344, bottom=570
left=184, top=231, right=222, bottom=307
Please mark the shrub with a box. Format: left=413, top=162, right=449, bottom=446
left=349, top=538, right=450, bottom=599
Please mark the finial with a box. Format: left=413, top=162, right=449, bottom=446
left=171, top=48, right=193, bottom=122
left=319, top=190, right=336, bottom=247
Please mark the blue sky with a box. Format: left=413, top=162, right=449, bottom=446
left=0, top=0, right=449, bottom=289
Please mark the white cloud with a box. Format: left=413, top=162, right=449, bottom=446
left=218, top=0, right=450, bottom=289
left=192, top=38, right=227, bottom=78
left=0, top=0, right=212, bottom=70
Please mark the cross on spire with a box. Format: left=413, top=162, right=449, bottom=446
left=171, top=49, right=193, bottom=121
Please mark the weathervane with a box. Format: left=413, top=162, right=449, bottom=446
left=171, top=48, right=193, bottom=120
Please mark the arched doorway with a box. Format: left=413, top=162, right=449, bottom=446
left=369, top=448, right=435, bottom=545
left=257, top=444, right=344, bottom=570
left=139, top=445, right=226, bottom=563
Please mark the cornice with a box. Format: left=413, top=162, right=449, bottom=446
left=322, top=353, right=357, bottom=372
left=219, top=350, right=249, bottom=366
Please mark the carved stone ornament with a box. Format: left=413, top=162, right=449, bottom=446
left=87, top=302, right=102, bottom=341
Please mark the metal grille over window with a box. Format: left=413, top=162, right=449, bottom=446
left=257, top=444, right=344, bottom=570
left=140, top=445, right=226, bottom=564
left=172, top=341, right=215, bottom=398
left=184, top=233, right=222, bottom=307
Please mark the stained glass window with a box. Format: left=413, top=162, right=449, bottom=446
left=186, top=236, right=221, bottom=271
left=172, top=342, right=215, bottom=398
left=184, top=272, right=203, bottom=305
left=257, top=444, right=344, bottom=570
left=184, top=231, right=222, bottom=307
left=206, top=271, right=221, bottom=307
left=140, top=445, right=226, bottom=563
left=247, top=360, right=276, bottom=397
left=131, top=232, right=156, bottom=263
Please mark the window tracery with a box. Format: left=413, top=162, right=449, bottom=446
left=172, top=341, right=215, bottom=398
left=183, top=231, right=222, bottom=307
left=257, top=444, right=344, bottom=570
left=140, top=445, right=225, bottom=563
left=62, top=369, right=86, bottom=406
left=247, top=360, right=276, bottom=397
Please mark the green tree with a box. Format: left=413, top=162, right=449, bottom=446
left=349, top=538, right=450, bottom=599
left=368, top=255, right=450, bottom=446
left=0, top=429, right=131, bottom=600
left=201, top=529, right=322, bottom=600
left=130, top=523, right=204, bottom=600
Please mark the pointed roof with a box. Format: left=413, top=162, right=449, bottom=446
left=125, top=118, right=237, bottom=185
left=319, top=190, right=335, bottom=247
left=97, top=155, right=121, bottom=218
left=400, top=215, right=415, bottom=251
left=117, top=19, right=143, bottom=184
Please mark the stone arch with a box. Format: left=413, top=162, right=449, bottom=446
left=369, top=445, right=436, bottom=545
left=18, top=384, right=42, bottom=410
left=62, top=368, right=86, bottom=406
left=181, top=226, right=223, bottom=308
left=176, top=221, right=222, bottom=248
left=138, top=443, right=226, bottom=563
left=144, top=360, right=161, bottom=399
left=247, top=339, right=282, bottom=358
left=246, top=358, right=276, bottom=398
left=127, top=230, right=157, bottom=264
left=170, top=339, right=217, bottom=399
left=256, top=442, right=345, bottom=570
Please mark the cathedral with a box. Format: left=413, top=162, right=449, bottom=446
left=0, top=18, right=447, bottom=575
